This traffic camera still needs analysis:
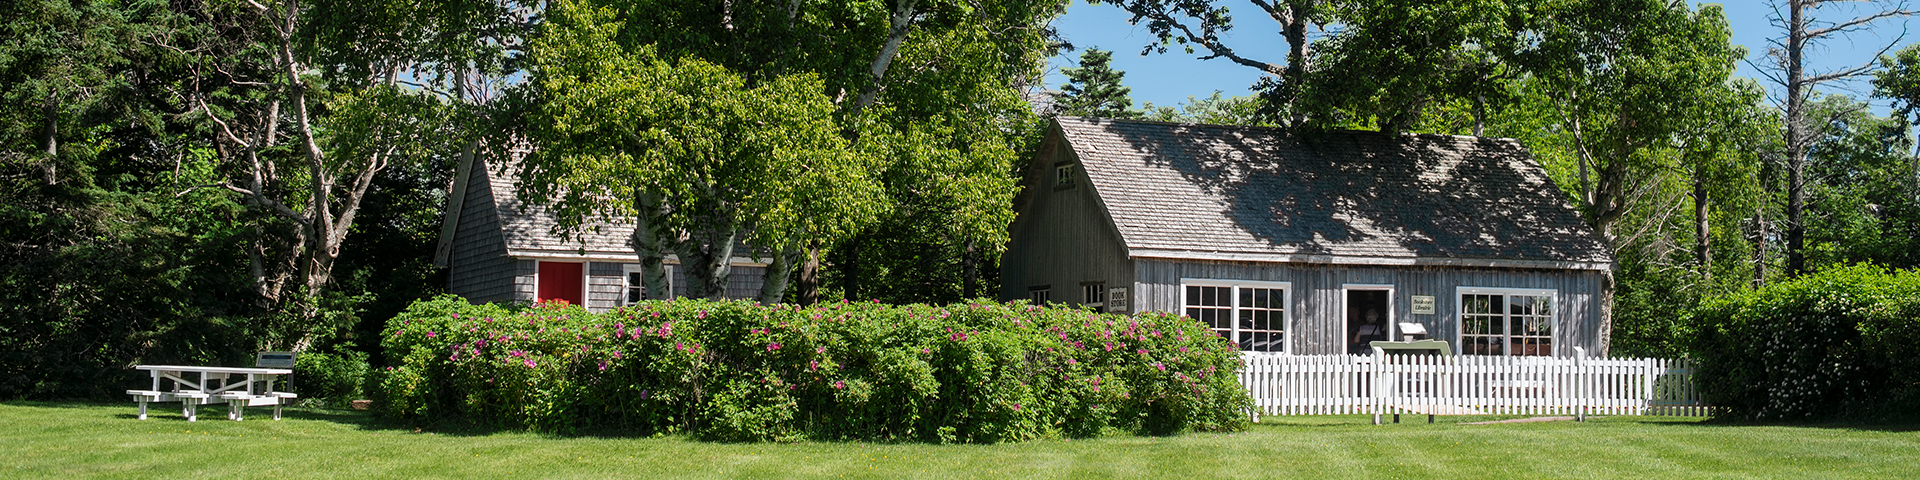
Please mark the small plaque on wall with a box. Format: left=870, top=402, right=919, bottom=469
left=1107, top=287, right=1129, bottom=313
left=1411, top=295, right=1436, bottom=315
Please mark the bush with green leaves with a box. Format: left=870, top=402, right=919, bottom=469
left=371, top=295, right=1251, bottom=442
left=1689, top=264, right=1920, bottom=420
left=290, top=349, right=370, bottom=405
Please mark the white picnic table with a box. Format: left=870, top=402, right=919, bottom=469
left=128, top=365, right=298, bottom=422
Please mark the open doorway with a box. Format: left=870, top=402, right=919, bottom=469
left=1346, top=289, right=1391, bottom=354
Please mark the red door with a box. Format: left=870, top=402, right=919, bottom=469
left=536, top=261, right=584, bottom=306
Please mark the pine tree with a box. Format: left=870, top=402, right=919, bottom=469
left=1054, top=48, right=1140, bottom=118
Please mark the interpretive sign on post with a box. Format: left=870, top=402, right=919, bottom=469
left=256, top=351, right=296, bottom=368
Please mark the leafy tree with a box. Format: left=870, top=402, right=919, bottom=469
left=1142, top=91, right=1268, bottom=125
left=522, top=0, right=884, bottom=302
left=0, top=0, right=266, bottom=397
left=1298, top=0, right=1520, bottom=134
left=1799, top=95, right=1920, bottom=270
left=1088, top=0, right=1329, bottom=125
left=515, top=0, right=1062, bottom=304
left=1053, top=48, right=1140, bottom=118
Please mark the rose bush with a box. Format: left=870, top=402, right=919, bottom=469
left=372, top=295, right=1251, bottom=442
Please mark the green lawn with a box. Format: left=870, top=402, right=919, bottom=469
left=3, top=401, right=1913, bottom=479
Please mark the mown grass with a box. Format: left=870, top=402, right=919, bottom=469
left=4, top=401, right=1915, bottom=479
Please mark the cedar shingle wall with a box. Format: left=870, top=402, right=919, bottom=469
left=446, top=156, right=517, bottom=304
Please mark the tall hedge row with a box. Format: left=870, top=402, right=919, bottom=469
left=371, top=295, right=1251, bottom=442
left=1690, top=265, right=1920, bottom=420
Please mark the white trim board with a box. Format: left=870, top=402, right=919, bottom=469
left=1130, top=249, right=1611, bottom=271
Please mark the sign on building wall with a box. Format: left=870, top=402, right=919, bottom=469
left=1411, top=295, right=1436, bottom=315
left=1107, top=287, right=1129, bottom=313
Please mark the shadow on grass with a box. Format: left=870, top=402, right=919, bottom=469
left=1644, top=416, right=1920, bottom=433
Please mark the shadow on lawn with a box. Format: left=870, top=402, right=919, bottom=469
left=1643, top=417, right=1920, bottom=433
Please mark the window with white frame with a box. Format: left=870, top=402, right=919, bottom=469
left=1082, top=282, right=1105, bottom=308
left=1055, top=163, right=1075, bottom=188
left=1458, top=287, right=1555, bottom=356
left=1028, top=286, right=1050, bottom=304
left=622, top=264, right=674, bottom=305
left=1182, top=280, right=1289, bottom=353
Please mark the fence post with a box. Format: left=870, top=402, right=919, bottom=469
left=1573, top=347, right=1586, bottom=422
left=1372, top=347, right=1384, bottom=425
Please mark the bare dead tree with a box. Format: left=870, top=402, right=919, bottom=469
left=1756, top=0, right=1913, bottom=277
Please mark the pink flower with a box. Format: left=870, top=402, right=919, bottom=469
left=833, top=380, right=845, bottom=389
left=1137, top=349, right=1149, bottom=355
left=657, top=322, right=672, bottom=338
left=809, top=360, right=819, bottom=371
left=767, top=342, right=782, bottom=352
left=523, top=359, right=537, bottom=368
left=1012, top=404, right=1022, bottom=411
left=697, top=310, right=707, bottom=319
left=597, top=360, right=608, bottom=371
left=615, top=322, right=625, bottom=333
left=425, top=331, right=436, bottom=338
left=1067, top=358, right=1078, bottom=365
left=612, top=351, right=622, bottom=359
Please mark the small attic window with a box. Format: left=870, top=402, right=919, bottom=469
left=1054, top=163, right=1075, bottom=189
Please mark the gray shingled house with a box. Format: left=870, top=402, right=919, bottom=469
left=1002, top=117, right=1614, bottom=357
left=433, top=154, right=767, bottom=311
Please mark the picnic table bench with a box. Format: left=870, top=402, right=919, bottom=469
left=128, top=365, right=297, bottom=422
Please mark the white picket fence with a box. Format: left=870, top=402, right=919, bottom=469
left=1239, top=351, right=1709, bottom=419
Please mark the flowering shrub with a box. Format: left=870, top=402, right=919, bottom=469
left=372, top=295, right=1251, bottom=442
left=1690, top=264, right=1920, bottom=420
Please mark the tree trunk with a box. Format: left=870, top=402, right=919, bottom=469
left=1752, top=205, right=1768, bottom=290
left=676, top=216, right=737, bottom=300
left=758, top=247, right=803, bottom=305
left=1282, top=1, right=1311, bottom=127
left=41, top=98, right=57, bottom=184
left=962, top=237, right=977, bottom=299
left=632, top=190, right=673, bottom=300
left=797, top=242, right=820, bottom=305
left=1782, top=0, right=1811, bottom=278
left=1692, top=173, right=1712, bottom=283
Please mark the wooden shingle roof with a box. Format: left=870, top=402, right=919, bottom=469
left=1056, top=117, right=1611, bottom=269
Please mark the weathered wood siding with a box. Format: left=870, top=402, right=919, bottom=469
left=1133, top=259, right=1606, bottom=356
left=578, top=262, right=768, bottom=311
left=588, top=261, right=625, bottom=312
left=1000, top=134, right=1136, bottom=310
left=446, top=157, right=518, bottom=304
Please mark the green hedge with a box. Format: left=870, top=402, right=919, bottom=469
left=291, top=349, right=370, bottom=405
left=1690, top=264, right=1920, bottom=420
left=371, top=296, right=1251, bottom=442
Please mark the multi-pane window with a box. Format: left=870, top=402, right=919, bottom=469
left=1460, top=288, right=1555, bottom=356
left=1183, top=281, right=1289, bottom=353
left=1055, top=164, right=1075, bottom=188
left=1029, top=287, right=1050, bottom=304
left=622, top=265, right=673, bottom=306
left=1083, top=283, right=1105, bottom=309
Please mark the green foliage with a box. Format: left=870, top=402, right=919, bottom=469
left=1689, top=264, right=1920, bottom=420
left=293, top=348, right=371, bottom=403
left=1798, top=95, right=1920, bottom=271
left=1053, top=48, right=1140, bottom=118
left=1141, top=91, right=1269, bottom=126
left=371, top=295, right=1251, bottom=442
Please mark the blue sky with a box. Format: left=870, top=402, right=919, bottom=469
left=1042, top=1, right=1915, bottom=114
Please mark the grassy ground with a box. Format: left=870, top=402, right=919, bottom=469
left=4, top=401, right=1915, bottom=479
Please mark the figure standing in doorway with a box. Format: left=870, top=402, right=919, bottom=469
left=1350, top=308, right=1386, bottom=354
